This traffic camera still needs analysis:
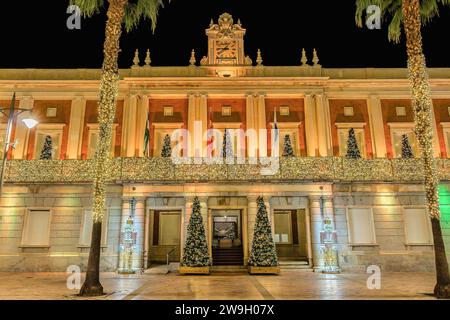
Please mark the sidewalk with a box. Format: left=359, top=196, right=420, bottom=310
left=0, top=271, right=439, bottom=300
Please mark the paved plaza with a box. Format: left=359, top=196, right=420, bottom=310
left=0, top=270, right=441, bottom=300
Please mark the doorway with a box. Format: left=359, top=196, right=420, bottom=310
left=148, top=210, right=182, bottom=264
left=273, top=209, right=308, bottom=261
left=211, top=209, right=244, bottom=266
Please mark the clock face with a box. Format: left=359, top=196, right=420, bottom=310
left=215, top=40, right=237, bottom=63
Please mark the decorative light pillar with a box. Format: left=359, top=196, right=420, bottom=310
left=118, top=198, right=138, bottom=274
left=319, top=186, right=340, bottom=273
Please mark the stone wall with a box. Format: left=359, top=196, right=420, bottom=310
left=333, top=183, right=450, bottom=272
left=0, top=185, right=122, bottom=272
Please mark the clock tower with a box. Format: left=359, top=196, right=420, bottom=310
left=205, top=13, right=247, bottom=66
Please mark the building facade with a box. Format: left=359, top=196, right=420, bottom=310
left=1, top=13, right=450, bottom=272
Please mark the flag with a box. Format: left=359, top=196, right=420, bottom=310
left=143, top=111, right=150, bottom=157
left=273, top=107, right=279, bottom=156
left=207, top=107, right=214, bottom=157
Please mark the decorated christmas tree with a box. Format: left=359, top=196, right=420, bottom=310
left=40, top=135, right=53, bottom=160
left=181, top=197, right=210, bottom=267
left=222, top=129, right=234, bottom=158
left=401, top=134, right=414, bottom=158
left=282, top=134, right=295, bottom=157
left=248, top=197, right=278, bottom=267
left=161, top=134, right=172, bottom=157
left=346, top=128, right=361, bottom=159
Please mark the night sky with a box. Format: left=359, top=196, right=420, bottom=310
left=0, top=1, right=449, bottom=69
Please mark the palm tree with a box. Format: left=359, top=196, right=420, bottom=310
left=70, top=0, right=166, bottom=296
left=356, top=0, right=450, bottom=298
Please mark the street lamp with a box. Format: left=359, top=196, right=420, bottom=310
left=0, top=93, right=39, bottom=196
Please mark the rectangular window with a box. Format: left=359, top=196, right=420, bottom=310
left=403, top=207, right=432, bottom=245
left=278, top=130, right=299, bottom=156
left=34, top=131, right=61, bottom=159
left=338, top=127, right=366, bottom=158
left=391, top=130, right=418, bottom=158
left=21, top=210, right=51, bottom=246
left=87, top=124, right=116, bottom=159
left=79, top=210, right=108, bottom=246
left=346, top=207, right=376, bottom=245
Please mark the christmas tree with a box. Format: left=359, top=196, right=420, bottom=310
left=222, top=129, right=234, bottom=158
left=181, top=197, right=210, bottom=267
left=345, top=128, right=361, bottom=159
left=282, top=134, right=295, bottom=157
left=248, top=197, right=278, bottom=267
left=40, top=135, right=53, bottom=160
left=161, top=134, right=172, bottom=157
left=401, top=134, right=414, bottom=158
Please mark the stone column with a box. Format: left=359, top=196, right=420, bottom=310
left=199, top=94, right=208, bottom=157
left=198, top=196, right=209, bottom=254
left=187, top=94, right=196, bottom=157
left=66, top=97, right=86, bottom=159
left=367, top=95, right=387, bottom=158
left=256, top=93, right=267, bottom=157
left=315, top=93, right=332, bottom=157
left=122, top=94, right=138, bottom=157
left=247, top=196, right=258, bottom=256
left=304, top=93, right=318, bottom=157
left=431, top=102, right=441, bottom=157
left=13, top=96, right=34, bottom=159
left=181, top=196, right=194, bottom=258
left=246, top=94, right=258, bottom=158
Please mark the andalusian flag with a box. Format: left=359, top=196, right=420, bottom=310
left=143, top=111, right=150, bottom=157
left=273, top=107, right=279, bottom=156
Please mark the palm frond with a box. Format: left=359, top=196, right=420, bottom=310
left=355, top=0, right=450, bottom=43
left=69, top=0, right=104, bottom=17
left=123, top=0, right=166, bottom=33
left=355, top=0, right=383, bottom=27
left=388, top=8, right=403, bottom=43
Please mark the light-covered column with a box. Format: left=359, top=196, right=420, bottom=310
left=118, top=198, right=145, bottom=273
left=246, top=94, right=257, bottom=158
left=315, top=93, right=332, bottom=157
left=121, top=94, right=138, bottom=157
left=367, top=95, right=387, bottom=158
left=135, top=94, right=149, bottom=157
left=13, top=96, right=34, bottom=159
left=308, top=195, right=335, bottom=271
left=66, top=97, right=86, bottom=159
left=304, top=93, right=318, bottom=157
left=256, top=93, right=267, bottom=157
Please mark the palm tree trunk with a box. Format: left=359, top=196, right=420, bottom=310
left=79, top=0, right=127, bottom=297
left=402, top=0, right=450, bottom=298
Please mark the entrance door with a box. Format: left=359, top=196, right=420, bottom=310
left=149, top=210, right=181, bottom=264
left=274, top=210, right=308, bottom=261
left=211, top=210, right=244, bottom=266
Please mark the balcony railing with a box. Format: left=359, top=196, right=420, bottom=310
left=3, top=157, right=450, bottom=184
